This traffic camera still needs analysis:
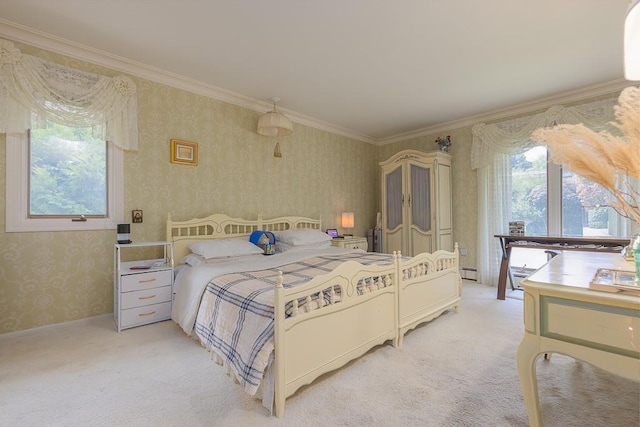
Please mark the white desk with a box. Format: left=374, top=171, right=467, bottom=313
left=517, top=252, right=640, bottom=426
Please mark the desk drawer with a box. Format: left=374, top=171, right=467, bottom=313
left=121, top=301, right=171, bottom=328
left=121, top=286, right=172, bottom=309
left=542, top=296, right=640, bottom=357
left=122, top=269, right=172, bottom=292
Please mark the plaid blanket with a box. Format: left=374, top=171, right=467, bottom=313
left=194, top=252, right=394, bottom=395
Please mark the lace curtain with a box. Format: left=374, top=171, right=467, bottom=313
left=470, top=96, right=618, bottom=286
left=0, top=39, right=138, bottom=151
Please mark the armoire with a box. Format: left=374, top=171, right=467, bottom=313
left=380, top=149, right=453, bottom=256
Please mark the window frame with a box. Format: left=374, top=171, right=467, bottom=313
left=6, top=132, right=123, bottom=232
left=512, top=147, right=630, bottom=238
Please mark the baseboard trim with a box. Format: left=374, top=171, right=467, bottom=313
left=0, top=313, right=113, bottom=339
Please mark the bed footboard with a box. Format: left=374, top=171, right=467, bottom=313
left=273, top=255, right=400, bottom=418
left=397, top=244, right=461, bottom=346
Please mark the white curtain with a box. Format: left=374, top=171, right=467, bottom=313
left=471, top=97, right=618, bottom=286
left=0, top=39, right=138, bottom=151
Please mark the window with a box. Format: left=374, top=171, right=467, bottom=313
left=29, top=122, right=107, bottom=218
left=510, top=146, right=619, bottom=238
left=509, top=146, right=623, bottom=270
left=6, top=123, right=123, bottom=232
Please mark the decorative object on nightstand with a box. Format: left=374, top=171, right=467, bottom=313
left=331, top=236, right=368, bottom=251
left=113, top=241, right=174, bottom=332
left=341, top=212, right=354, bottom=237
left=326, top=228, right=339, bottom=238
left=117, top=223, right=131, bottom=244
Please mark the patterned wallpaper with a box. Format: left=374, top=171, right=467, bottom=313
left=0, top=40, right=619, bottom=334
left=0, top=42, right=379, bottom=334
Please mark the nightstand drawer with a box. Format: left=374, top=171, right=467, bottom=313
left=121, top=269, right=172, bottom=292
left=331, top=237, right=368, bottom=251
left=120, top=301, right=171, bottom=328
left=121, top=285, right=172, bottom=309
left=343, top=241, right=367, bottom=250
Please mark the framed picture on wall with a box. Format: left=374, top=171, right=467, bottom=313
left=170, top=139, right=198, bottom=166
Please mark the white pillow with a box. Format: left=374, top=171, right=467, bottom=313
left=181, top=253, right=205, bottom=266
left=275, top=228, right=332, bottom=246
left=276, top=240, right=332, bottom=253
left=188, top=238, right=264, bottom=259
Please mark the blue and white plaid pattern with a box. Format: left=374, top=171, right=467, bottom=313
left=194, top=252, right=394, bottom=395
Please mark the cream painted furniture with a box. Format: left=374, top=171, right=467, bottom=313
left=331, top=236, right=368, bottom=251
left=517, top=251, right=640, bottom=426
left=114, top=241, right=174, bottom=332
left=167, top=213, right=461, bottom=417
left=380, top=150, right=453, bottom=256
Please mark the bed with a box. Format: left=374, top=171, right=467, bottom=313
left=167, top=213, right=461, bottom=417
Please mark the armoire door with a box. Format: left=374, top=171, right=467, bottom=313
left=407, top=161, right=432, bottom=256
left=383, top=164, right=404, bottom=254
left=381, top=149, right=452, bottom=256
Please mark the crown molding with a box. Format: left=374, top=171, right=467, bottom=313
left=0, top=19, right=377, bottom=144
left=0, top=19, right=630, bottom=147
left=376, top=79, right=632, bottom=145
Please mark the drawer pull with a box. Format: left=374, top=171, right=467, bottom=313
left=139, top=278, right=157, bottom=284
left=138, top=310, right=157, bottom=317
left=138, top=294, right=156, bottom=300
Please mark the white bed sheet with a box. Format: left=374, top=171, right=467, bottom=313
left=172, top=246, right=356, bottom=335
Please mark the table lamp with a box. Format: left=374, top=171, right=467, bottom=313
left=341, top=212, right=354, bottom=237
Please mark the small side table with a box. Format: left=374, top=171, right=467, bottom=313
left=114, top=241, right=174, bottom=332
left=331, top=236, right=368, bottom=251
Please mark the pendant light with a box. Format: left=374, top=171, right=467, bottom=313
left=625, top=0, right=640, bottom=80
left=257, top=97, right=293, bottom=137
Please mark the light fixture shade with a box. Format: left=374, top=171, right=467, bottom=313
left=341, top=212, right=355, bottom=229
left=625, top=0, right=640, bottom=80
left=257, top=108, right=293, bottom=137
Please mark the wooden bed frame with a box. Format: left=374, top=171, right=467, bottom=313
left=167, top=213, right=461, bottom=417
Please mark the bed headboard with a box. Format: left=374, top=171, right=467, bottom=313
left=167, top=213, right=322, bottom=262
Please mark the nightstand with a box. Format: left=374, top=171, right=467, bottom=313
left=331, top=236, right=368, bottom=251
left=114, top=241, right=174, bottom=332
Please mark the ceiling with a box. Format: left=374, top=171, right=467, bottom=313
left=0, top=1, right=633, bottom=144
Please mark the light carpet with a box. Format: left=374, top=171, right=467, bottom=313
left=1, top=282, right=638, bottom=427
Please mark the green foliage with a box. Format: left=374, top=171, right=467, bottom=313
left=561, top=183, right=583, bottom=236
left=29, top=122, right=106, bottom=216
left=511, top=161, right=547, bottom=235
left=510, top=147, right=610, bottom=237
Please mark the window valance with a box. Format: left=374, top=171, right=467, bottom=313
left=0, top=39, right=138, bottom=151
left=470, top=96, right=618, bottom=170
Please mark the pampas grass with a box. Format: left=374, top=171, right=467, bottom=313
left=532, top=86, right=640, bottom=224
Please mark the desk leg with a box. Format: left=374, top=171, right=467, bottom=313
left=517, top=335, right=543, bottom=427
left=498, top=257, right=508, bottom=300
left=497, top=238, right=511, bottom=300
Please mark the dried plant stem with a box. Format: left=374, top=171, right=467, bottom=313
left=532, top=86, right=640, bottom=227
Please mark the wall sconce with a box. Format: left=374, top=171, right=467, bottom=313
left=257, top=97, right=293, bottom=137
left=341, top=212, right=354, bottom=237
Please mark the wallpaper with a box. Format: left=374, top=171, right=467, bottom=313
left=0, top=39, right=619, bottom=334
left=0, top=42, right=378, bottom=334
